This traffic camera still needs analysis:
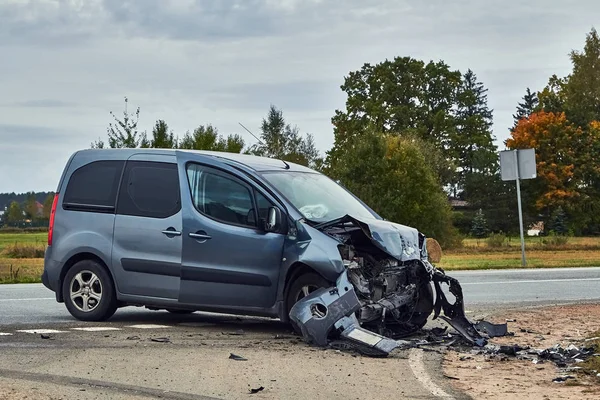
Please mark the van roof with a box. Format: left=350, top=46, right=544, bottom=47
left=75, top=148, right=316, bottom=173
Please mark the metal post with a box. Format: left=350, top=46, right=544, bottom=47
left=514, top=150, right=527, bottom=267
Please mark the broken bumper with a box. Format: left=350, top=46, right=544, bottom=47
left=290, top=267, right=501, bottom=355
left=289, top=271, right=410, bottom=356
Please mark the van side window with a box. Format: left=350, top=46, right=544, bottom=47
left=186, top=164, right=256, bottom=228
left=63, top=160, right=124, bottom=212
left=117, top=161, right=181, bottom=219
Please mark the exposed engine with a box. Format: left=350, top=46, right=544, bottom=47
left=289, top=215, right=492, bottom=356
left=339, top=244, right=434, bottom=338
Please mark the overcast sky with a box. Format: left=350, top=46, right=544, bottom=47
left=1, top=0, right=598, bottom=193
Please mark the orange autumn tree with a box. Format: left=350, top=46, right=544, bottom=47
left=506, top=111, right=584, bottom=218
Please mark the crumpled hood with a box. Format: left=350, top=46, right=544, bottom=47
left=316, top=215, right=423, bottom=262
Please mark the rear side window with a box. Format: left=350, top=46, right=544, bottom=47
left=63, top=160, right=124, bottom=211
left=117, top=161, right=181, bottom=219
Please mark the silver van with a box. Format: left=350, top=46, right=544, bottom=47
left=42, top=149, right=476, bottom=342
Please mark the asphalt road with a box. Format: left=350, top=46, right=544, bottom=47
left=0, top=267, right=599, bottom=326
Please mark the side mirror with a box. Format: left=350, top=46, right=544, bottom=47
left=265, top=207, right=283, bottom=233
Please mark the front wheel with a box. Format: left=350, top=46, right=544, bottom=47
left=285, top=272, right=329, bottom=334
left=62, top=260, right=118, bottom=321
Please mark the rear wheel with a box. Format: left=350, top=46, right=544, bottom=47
left=62, top=260, right=118, bottom=321
left=285, top=272, right=329, bottom=334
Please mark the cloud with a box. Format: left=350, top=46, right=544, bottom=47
left=1, top=0, right=600, bottom=193
left=0, top=100, right=76, bottom=108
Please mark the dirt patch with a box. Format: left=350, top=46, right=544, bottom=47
left=444, top=303, right=600, bottom=399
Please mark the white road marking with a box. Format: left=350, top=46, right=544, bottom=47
left=408, top=348, right=455, bottom=399
left=0, top=298, right=55, bottom=302
left=461, top=277, right=600, bottom=285
left=71, top=327, right=121, bottom=332
left=16, top=329, right=65, bottom=334
left=126, top=324, right=170, bottom=329
left=0, top=333, right=13, bottom=336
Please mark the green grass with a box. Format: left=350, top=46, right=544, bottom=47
left=0, top=232, right=47, bottom=252
left=1, top=232, right=600, bottom=283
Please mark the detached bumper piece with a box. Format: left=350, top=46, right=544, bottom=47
left=289, top=272, right=410, bottom=356
left=290, top=269, right=507, bottom=356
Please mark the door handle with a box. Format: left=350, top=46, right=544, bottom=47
left=162, top=228, right=182, bottom=236
left=189, top=232, right=212, bottom=242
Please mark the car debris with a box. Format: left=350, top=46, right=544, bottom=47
left=229, top=353, right=248, bottom=361
left=249, top=386, right=265, bottom=394
left=290, top=215, right=501, bottom=355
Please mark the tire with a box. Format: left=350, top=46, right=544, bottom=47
left=285, top=272, right=329, bottom=334
left=62, top=259, right=118, bottom=322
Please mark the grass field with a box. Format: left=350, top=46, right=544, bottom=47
left=0, top=231, right=599, bottom=283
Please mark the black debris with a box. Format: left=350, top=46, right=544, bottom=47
left=443, top=374, right=460, bottom=380
left=249, top=386, right=264, bottom=394
left=430, top=327, right=447, bottom=336
left=474, top=321, right=509, bottom=338
left=229, top=353, right=248, bottom=361
left=150, top=337, right=171, bottom=343
left=552, top=375, right=576, bottom=383
left=498, top=345, right=525, bottom=356
left=126, top=336, right=140, bottom=340
left=40, top=334, right=53, bottom=340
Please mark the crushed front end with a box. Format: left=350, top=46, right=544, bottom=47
left=289, top=215, right=490, bottom=354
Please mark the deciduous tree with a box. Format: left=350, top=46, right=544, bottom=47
left=92, top=97, right=144, bottom=149
left=149, top=120, right=176, bottom=149
left=6, top=201, right=23, bottom=224
left=179, top=125, right=244, bottom=153
left=329, top=129, right=460, bottom=248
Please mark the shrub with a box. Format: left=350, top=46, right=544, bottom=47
left=0, top=227, right=48, bottom=234
left=542, top=231, right=569, bottom=247
left=2, top=243, right=46, bottom=258
left=486, top=232, right=506, bottom=248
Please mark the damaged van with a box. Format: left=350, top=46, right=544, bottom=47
left=43, top=149, right=483, bottom=350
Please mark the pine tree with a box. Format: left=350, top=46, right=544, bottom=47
left=450, top=69, right=497, bottom=197
left=512, top=88, right=539, bottom=129
left=470, top=209, right=489, bottom=238
left=549, top=206, right=568, bottom=235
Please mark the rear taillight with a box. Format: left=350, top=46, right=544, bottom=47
left=48, top=193, right=59, bottom=246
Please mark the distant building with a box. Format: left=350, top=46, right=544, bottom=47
left=527, top=221, right=544, bottom=236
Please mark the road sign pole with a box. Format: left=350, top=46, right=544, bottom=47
left=514, top=150, right=527, bottom=267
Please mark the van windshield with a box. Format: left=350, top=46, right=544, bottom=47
left=261, top=171, right=376, bottom=223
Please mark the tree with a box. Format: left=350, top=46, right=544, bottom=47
left=563, top=28, right=600, bottom=128
left=6, top=201, right=23, bottom=224
left=329, top=129, right=460, bottom=248
left=328, top=57, right=462, bottom=170
left=179, top=125, right=244, bottom=153
left=92, top=97, right=145, bottom=148
left=42, top=193, right=54, bottom=220
left=450, top=69, right=497, bottom=195
left=249, top=105, right=321, bottom=168
left=512, top=87, right=539, bottom=129
left=548, top=206, right=568, bottom=235
left=149, top=120, right=176, bottom=149
left=23, top=192, right=38, bottom=220
left=470, top=209, right=489, bottom=238
left=506, top=111, right=586, bottom=227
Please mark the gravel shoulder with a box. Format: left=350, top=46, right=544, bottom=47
left=444, top=303, right=600, bottom=400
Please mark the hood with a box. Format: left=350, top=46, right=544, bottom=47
left=314, top=215, right=423, bottom=262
